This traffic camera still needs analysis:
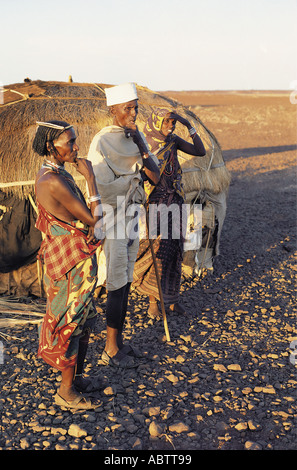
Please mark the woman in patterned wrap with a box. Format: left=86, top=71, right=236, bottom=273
left=133, top=108, right=206, bottom=318
left=33, top=120, right=103, bottom=410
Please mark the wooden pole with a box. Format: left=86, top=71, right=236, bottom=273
left=144, top=202, right=171, bottom=342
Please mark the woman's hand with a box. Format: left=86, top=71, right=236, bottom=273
left=73, top=158, right=95, bottom=181
left=86, top=225, right=97, bottom=244
left=169, top=112, right=191, bottom=129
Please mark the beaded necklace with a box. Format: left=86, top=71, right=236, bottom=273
left=42, top=159, right=65, bottom=172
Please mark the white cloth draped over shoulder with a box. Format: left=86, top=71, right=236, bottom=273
left=87, top=125, right=148, bottom=210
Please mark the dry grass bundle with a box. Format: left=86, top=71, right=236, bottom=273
left=0, top=296, right=45, bottom=328
left=0, top=80, right=230, bottom=199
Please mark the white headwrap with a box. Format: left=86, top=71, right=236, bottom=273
left=105, top=82, right=138, bottom=106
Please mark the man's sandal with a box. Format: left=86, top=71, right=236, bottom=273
left=120, top=344, right=143, bottom=358
left=168, top=302, right=186, bottom=314
left=101, top=350, right=136, bottom=369
left=54, top=392, right=102, bottom=411
left=74, top=375, right=108, bottom=393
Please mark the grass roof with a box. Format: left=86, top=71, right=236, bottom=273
left=0, top=80, right=230, bottom=198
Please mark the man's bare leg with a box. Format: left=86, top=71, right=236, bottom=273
left=105, top=326, right=119, bottom=357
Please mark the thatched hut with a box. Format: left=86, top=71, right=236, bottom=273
left=0, top=80, right=230, bottom=296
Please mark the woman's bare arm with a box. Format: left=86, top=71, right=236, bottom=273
left=36, top=159, right=101, bottom=242
left=170, top=112, right=206, bottom=156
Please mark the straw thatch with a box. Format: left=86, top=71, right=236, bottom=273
left=0, top=80, right=230, bottom=199
left=0, top=297, right=45, bottom=329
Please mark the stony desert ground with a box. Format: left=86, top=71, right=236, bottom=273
left=0, top=90, right=296, bottom=452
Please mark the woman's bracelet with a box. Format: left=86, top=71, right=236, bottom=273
left=88, top=194, right=101, bottom=203
left=189, top=127, right=197, bottom=137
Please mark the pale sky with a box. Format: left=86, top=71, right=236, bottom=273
left=1, top=0, right=296, bottom=90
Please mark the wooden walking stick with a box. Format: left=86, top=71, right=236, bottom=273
left=144, top=202, right=171, bottom=342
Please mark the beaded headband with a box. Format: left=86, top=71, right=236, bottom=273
left=36, top=121, right=73, bottom=130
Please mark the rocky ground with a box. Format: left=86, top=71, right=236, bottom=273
left=0, top=92, right=296, bottom=452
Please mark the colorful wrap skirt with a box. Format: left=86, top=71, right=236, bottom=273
left=133, top=192, right=184, bottom=305
left=38, top=255, right=98, bottom=371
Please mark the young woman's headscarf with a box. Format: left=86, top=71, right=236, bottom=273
left=143, top=107, right=173, bottom=154
left=143, top=107, right=184, bottom=200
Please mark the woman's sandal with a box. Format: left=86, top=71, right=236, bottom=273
left=101, top=349, right=136, bottom=369
left=54, top=392, right=102, bottom=411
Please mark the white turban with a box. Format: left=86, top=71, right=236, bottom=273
left=105, top=82, right=138, bottom=106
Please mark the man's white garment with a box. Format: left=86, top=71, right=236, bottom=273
left=88, top=125, right=150, bottom=291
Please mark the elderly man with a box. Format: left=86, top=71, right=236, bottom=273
left=88, top=82, right=159, bottom=368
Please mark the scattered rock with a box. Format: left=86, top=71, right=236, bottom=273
left=245, top=441, right=263, bottom=450
left=166, top=374, right=179, bottom=384
left=103, top=386, right=116, bottom=396
left=247, top=420, right=260, bottom=431
left=68, top=424, right=87, bottom=438
left=213, top=364, right=227, bottom=372
left=20, top=438, right=30, bottom=450
left=131, top=437, right=142, bottom=450
left=168, top=422, right=190, bottom=433
left=262, top=386, right=276, bottom=394
left=227, top=364, right=242, bottom=372
left=149, top=421, right=165, bottom=437
left=235, top=422, right=248, bottom=432
left=145, top=406, right=161, bottom=417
